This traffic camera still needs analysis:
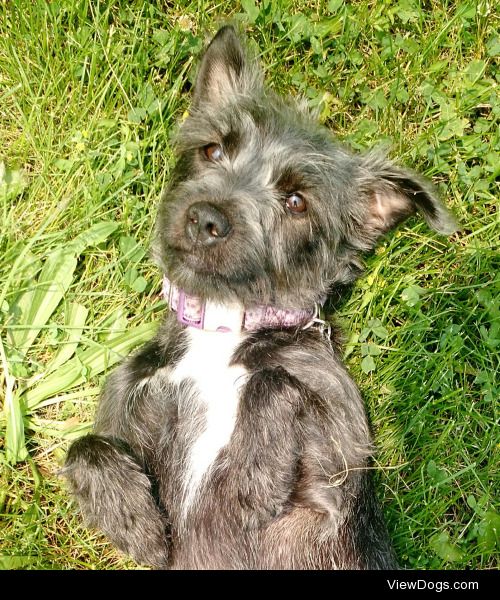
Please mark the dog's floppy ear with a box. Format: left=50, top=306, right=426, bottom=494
left=357, top=154, right=458, bottom=246
left=192, top=26, right=261, bottom=109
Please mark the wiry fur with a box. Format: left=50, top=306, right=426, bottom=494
left=64, top=26, right=456, bottom=570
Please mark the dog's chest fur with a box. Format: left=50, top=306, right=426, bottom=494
left=169, top=327, right=248, bottom=518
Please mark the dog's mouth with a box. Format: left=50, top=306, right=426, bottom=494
left=161, top=240, right=268, bottom=305
left=170, top=246, right=217, bottom=274
left=164, top=245, right=242, bottom=295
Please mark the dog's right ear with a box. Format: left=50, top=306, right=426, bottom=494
left=192, top=26, right=262, bottom=109
left=354, top=153, right=458, bottom=249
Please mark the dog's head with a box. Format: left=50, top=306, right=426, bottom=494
left=155, top=26, right=456, bottom=309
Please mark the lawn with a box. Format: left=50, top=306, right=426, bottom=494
left=0, top=0, right=498, bottom=569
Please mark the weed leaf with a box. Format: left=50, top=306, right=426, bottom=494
left=361, top=355, right=376, bottom=373
left=65, top=222, right=119, bottom=255
left=0, top=161, right=28, bottom=200
left=37, top=302, right=89, bottom=380
left=7, top=222, right=118, bottom=357
left=241, top=0, right=260, bottom=23
left=477, top=511, right=500, bottom=552
left=430, top=532, right=464, bottom=563
left=8, top=249, right=77, bottom=357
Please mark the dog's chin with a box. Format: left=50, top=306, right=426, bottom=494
left=164, top=249, right=324, bottom=309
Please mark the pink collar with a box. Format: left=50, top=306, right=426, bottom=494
left=162, top=275, right=319, bottom=333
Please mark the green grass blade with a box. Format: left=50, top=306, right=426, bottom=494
left=22, top=321, right=157, bottom=411
left=0, top=337, right=28, bottom=464
left=5, top=391, right=28, bottom=464
left=100, top=308, right=129, bottom=341
left=29, top=416, right=92, bottom=441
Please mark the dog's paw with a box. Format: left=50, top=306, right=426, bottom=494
left=239, top=498, right=285, bottom=530
left=64, top=434, right=170, bottom=568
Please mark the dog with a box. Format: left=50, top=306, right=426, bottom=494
left=64, top=26, right=456, bottom=569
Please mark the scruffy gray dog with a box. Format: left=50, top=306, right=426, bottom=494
left=64, top=26, right=456, bottom=569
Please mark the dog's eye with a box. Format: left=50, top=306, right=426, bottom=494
left=285, top=193, right=307, bottom=215
left=203, top=143, right=224, bottom=162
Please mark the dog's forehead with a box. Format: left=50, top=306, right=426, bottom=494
left=225, top=103, right=317, bottom=154
left=215, top=103, right=336, bottom=181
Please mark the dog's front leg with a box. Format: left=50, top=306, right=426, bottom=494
left=63, top=339, right=174, bottom=568
left=64, top=434, right=170, bottom=568
left=224, top=366, right=306, bottom=529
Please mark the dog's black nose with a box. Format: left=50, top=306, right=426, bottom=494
left=185, top=202, right=231, bottom=246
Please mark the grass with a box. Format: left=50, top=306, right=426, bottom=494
left=0, top=0, right=498, bottom=569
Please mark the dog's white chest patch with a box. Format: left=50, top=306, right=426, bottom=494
left=170, top=327, right=248, bottom=517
